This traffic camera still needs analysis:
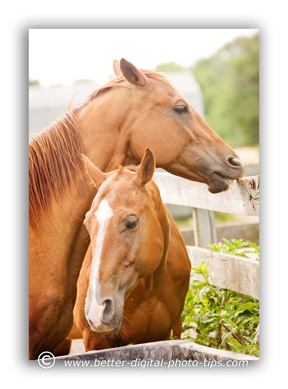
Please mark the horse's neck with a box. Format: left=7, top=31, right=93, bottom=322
left=139, top=187, right=170, bottom=293
left=46, top=173, right=96, bottom=249
left=149, top=182, right=171, bottom=267
left=75, top=89, right=136, bottom=171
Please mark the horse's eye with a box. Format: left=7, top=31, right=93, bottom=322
left=174, top=105, right=187, bottom=114
left=125, top=216, right=138, bottom=230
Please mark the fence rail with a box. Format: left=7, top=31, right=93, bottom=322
left=186, top=246, right=259, bottom=299
left=154, top=173, right=259, bottom=216
left=154, top=172, right=259, bottom=299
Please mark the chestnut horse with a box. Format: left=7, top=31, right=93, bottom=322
left=74, top=149, right=191, bottom=350
left=29, top=59, right=243, bottom=359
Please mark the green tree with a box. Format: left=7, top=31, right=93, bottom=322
left=156, top=62, right=185, bottom=73
left=192, top=33, right=259, bottom=147
left=29, top=79, right=40, bottom=86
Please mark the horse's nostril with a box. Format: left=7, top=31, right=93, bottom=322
left=102, top=298, right=114, bottom=324
left=227, top=156, right=242, bottom=167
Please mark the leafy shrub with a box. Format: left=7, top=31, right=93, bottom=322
left=181, top=240, right=259, bottom=357
left=208, top=238, right=259, bottom=260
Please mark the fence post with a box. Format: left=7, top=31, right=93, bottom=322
left=192, top=208, right=217, bottom=248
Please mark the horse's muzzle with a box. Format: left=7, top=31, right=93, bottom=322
left=207, top=154, right=244, bottom=193
left=86, top=297, right=122, bottom=333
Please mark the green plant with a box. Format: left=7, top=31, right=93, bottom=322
left=208, top=238, right=259, bottom=260
left=181, top=241, right=259, bottom=357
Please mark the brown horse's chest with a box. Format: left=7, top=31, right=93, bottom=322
left=117, top=281, right=177, bottom=340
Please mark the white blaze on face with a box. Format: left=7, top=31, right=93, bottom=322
left=85, top=199, right=113, bottom=326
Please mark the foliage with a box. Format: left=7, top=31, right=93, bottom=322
left=181, top=241, right=259, bottom=357
left=156, top=62, right=187, bottom=73
left=29, top=79, right=40, bottom=86
left=192, top=33, right=259, bottom=147
left=207, top=238, right=259, bottom=260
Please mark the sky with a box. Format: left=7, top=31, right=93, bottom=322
left=29, top=28, right=258, bottom=86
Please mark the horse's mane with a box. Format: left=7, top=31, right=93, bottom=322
left=29, top=111, right=84, bottom=227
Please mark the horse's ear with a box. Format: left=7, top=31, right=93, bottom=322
left=120, top=58, right=146, bottom=86
left=113, top=60, right=121, bottom=76
left=81, top=154, right=106, bottom=188
left=135, top=148, right=156, bottom=186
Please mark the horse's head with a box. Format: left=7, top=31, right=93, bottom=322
left=117, top=59, right=244, bottom=193
left=81, top=149, right=165, bottom=332
left=76, top=59, right=244, bottom=193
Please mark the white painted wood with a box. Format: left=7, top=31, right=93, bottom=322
left=192, top=208, right=217, bottom=247
left=154, top=172, right=259, bottom=216
left=186, top=246, right=259, bottom=299
left=180, top=221, right=259, bottom=246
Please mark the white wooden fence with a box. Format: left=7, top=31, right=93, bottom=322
left=153, top=172, right=259, bottom=300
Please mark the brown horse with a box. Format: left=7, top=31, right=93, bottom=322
left=29, top=59, right=243, bottom=359
left=74, top=149, right=191, bottom=350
